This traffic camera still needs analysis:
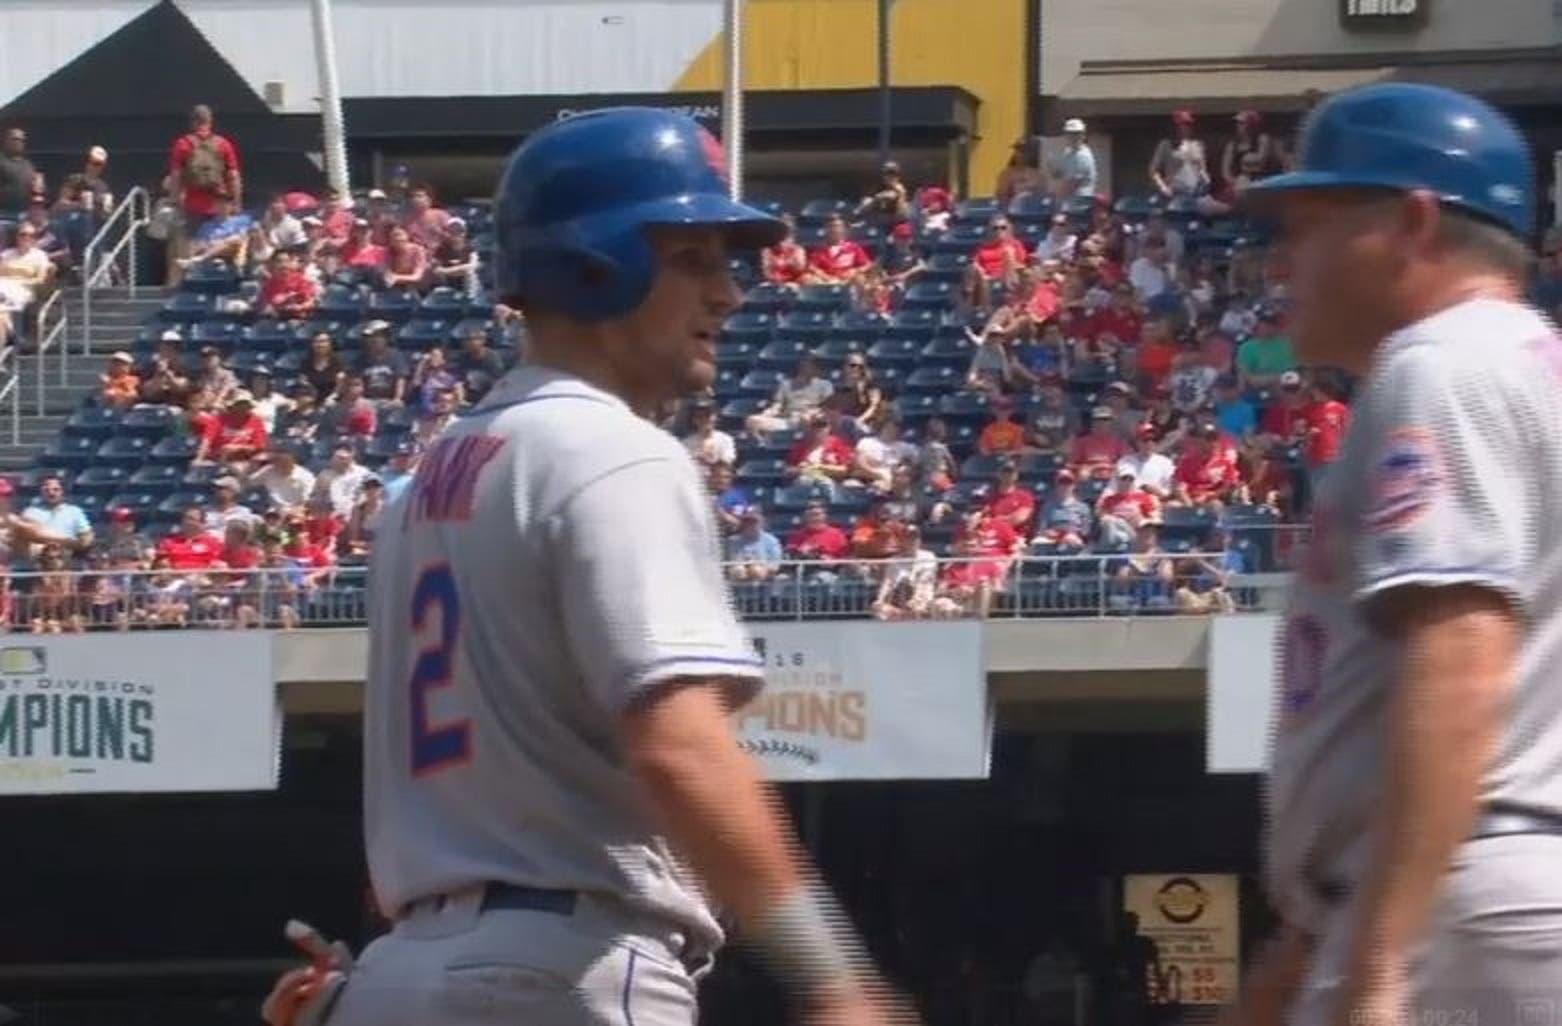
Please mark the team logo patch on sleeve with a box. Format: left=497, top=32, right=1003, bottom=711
left=1364, top=428, right=1442, bottom=533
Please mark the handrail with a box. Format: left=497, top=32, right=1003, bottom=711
left=80, top=186, right=152, bottom=357
left=34, top=287, right=66, bottom=415
left=0, top=343, right=17, bottom=445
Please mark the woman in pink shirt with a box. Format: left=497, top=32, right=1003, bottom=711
left=383, top=226, right=428, bottom=291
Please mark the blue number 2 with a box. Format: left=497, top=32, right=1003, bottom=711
left=409, top=564, right=471, bottom=776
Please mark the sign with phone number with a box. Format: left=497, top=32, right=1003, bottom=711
left=1123, top=873, right=1240, bottom=1006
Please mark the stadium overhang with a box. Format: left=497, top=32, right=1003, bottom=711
left=1053, top=47, right=1562, bottom=118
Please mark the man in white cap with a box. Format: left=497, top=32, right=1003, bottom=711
left=81, top=146, right=114, bottom=218
left=1049, top=118, right=1097, bottom=200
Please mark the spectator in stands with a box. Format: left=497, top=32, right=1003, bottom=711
left=1211, top=374, right=1256, bottom=443
left=965, top=216, right=1029, bottom=309
left=806, top=213, right=873, bottom=286
left=1258, top=370, right=1311, bottom=449
left=857, top=162, right=911, bottom=229
left=300, top=490, right=345, bottom=553
left=978, top=398, right=1027, bottom=456
left=342, top=218, right=387, bottom=275
left=317, top=186, right=354, bottom=245
left=414, top=387, right=457, bottom=446
left=1050, top=119, right=1098, bottom=201
left=78, top=146, right=114, bottom=219
left=98, top=351, right=140, bottom=411
left=724, top=506, right=782, bottom=582
left=410, top=346, right=464, bottom=415
left=1111, top=516, right=1175, bottom=610
left=1023, top=374, right=1078, bottom=453
left=402, top=184, right=451, bottom=252
left=191, top=345, right=239, bottom=405
left=853, top=415, right=915, bottom=493
left=27, top=543, right=82, bottom=634
left=1174, top=542, right=1240, bottom=614
left=985, top=459, right=1037, bottom=535
left=996, top=137, right=1046, bottom=208
left=935, top=507, right=1019, bottom=618
left=1302, top=377, right=1350, bottom=487
left=761, top=214, right=809, bottom=289
left=879, top=222, right=925, bottom=287
left=246, top=367, right=286, bottom=433
left=320, top=373, right=379, bottom=440
left=1011, top=317, right=1069, bottom=390
left=786, top=411, right=854, bottom=497
left=1149, top=110, right=1209, bottom=200
left=1131, top=318, right=1180, bottom=394
left=873, top=524, right=938, bottom=621
left=1115, top=422, right=1177, bottom=498
left=706, top=461, right=751, bottom=536
left=0, top=221, right=54, bottom=342
left=22, top=193, right=71, bottom=277
left=341, top=477, right=385, bottom=560
left=197, top=390, right=269, bottom=474
left=1128, top=237, right=1175, bottom=303
left=204, top=475, right=255, bottom=533
left=1235, top=307, right=1296, bottom=391
left=1034, top=214, right=1078, bottom=265
left=1221, top=110, right=1281, bottom=191
left=23, top=476, right=92, bottom=556
left=786, top=500, right=850, bottom=563
left=746, top=355, right=833, bottom=438
left=431, top=218, right=479, bottom=295
left=91, top=505, right=148, bottom=568
left=849, top=498, right=910, bottom=567
left=1096, top=469, right=1161, bottom=548
left=915, top=416, right=957, bottom=492
left=349, top=321, right=400, bottom=404
left=965, top=328, right=1014, bottom=395
left=256, top=250, right=319, bottom=320
left=313, top=443, right=372, bottom=519
left=835, top=356, right=885, bottom=438
left=917, top=185, right=954, bottom=234
left=157, top=505, right=223, bottom=571
left=1141, top=382, right=1189, bottom=447
left=455, top=327, right=506, bottom=404
left=383, top=225, right=430, bottom=292
left=166, top=104, right=242, bottom=284
left=179, top=197, right=252, bottom=272
left=682, top=397, right=735, bottom=468
left=260, top=195, right=306, bottom=254
left=1070, top=406, right=1129, bottom=481
left=378, top=439, right=419, bottom=504
left=1035, top=469, right=1092, bottom=551
left=276, top=382, right=323, bottom=443
left=249, top=442, right=315, bottom=515
left=1098, top=381, right=1144, bottom=443
left=1167, top=346, right=1218, bottom=415
left=1171, top=422, right=1241, bottom=513
left=296, top=331, right=343, bottom=398
left=0, top=126, right=41, bottom=214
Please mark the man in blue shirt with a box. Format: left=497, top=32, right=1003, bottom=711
left=183, top=195, right=253, bottom=266
left=707, top=461, right=752, bottom=536
left=23, top=475, right=92, bottom=555
left=725, top=508, right=783, bottom=581
left=1211, top=375, right=1256, bottom=442
left=1048, top=119, right=1098, bottom=199
left=378, top=438, right=419, bottom=505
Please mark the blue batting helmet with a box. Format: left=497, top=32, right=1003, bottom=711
left=1246, top=82, right=1534, bottom=238
left=494, top=108, right=785, bottom=320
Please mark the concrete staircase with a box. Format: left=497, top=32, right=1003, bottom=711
left=0, top=286, right=166, bottom=470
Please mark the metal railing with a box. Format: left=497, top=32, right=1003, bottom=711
left=34, top=287, right=67, bottom=413
left=80, top=186, right=152, bottom=356
left=0, top=342, right=17, bottom=445
left=0, top=554, right=1293, bottom=632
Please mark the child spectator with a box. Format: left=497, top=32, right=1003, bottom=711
left=411, top=346, right=464, bottom=415
left=98, top=351, right=140, bottom=410
left=706, top=462, right=752, bottom=537
left=256, top=250, right=318, bottom=320
left=978, top=399, right=1027, bottom=456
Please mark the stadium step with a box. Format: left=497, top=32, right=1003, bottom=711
left=0, top=414, right=70, bottom=470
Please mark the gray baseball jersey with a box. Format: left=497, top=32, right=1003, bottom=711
left=1266, top=297, right=1562, bottom=934
left=363, top=364, right=765, bottom=953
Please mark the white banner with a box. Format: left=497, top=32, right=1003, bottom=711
left=1123, top=873, right=1241, bottom=1006
left=733, top=622, right=991, bottom=781
left=0, top=634, right=281, bottom=795
left=1207, top=614, right=1280, bottom=773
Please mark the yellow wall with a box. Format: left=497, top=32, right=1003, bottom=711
left=672, top=0, right=1028, bottom=193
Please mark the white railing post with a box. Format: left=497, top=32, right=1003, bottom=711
left=81, top=186, right=152, bottom=357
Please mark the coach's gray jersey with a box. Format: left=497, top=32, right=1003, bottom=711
left=363, top=364, right=764, bottom=953
left=1266, top=298, right=1562, bottom=933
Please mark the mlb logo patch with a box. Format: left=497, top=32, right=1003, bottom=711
left=1364, top=427, right=1442, bottom=533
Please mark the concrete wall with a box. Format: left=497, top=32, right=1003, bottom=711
left=1041, top=0, right=1559, bottom=95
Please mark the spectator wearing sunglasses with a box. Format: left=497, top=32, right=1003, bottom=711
left=965, top=216, right=1030, bottom=309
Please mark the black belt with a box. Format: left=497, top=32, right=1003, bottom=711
left=481, top=882, right=579, bottom=917
left=1310, top=804, right=1562, bottom=906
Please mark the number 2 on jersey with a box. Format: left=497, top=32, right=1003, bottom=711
left=408, top=564, right=472, bottom=776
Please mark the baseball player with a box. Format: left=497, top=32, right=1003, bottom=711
left=1223, top=83, right=1562, bottom=1026
left=266, top=109, right=906, bottom=1026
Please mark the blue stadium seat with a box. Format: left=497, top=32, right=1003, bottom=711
left=1018, top=451, right=1064, bottom=484
left=920, top=335, right=974, bottom=370
left=397, top=319, right=453, bottom=350
left=716, top=340, right=760, bottom=368
left=318, top=283, right=367, bottom=322
left=156, top=489, right=212, bottom=517
left=147, top=434, right=199, bottom=466
left=892, top=393, right=939, bottom=424
left=39, top=435, right=97, bottom=471
left=795, top=284, right=852, bottom=312
left=718, top=397, right=767, bottom=431
left=64, top=407, right=121, bottom=441
left=722, top=311, right=777, bottom=345
left=1162, top=194, right=1200, bottom=227
left=939, top=392, right=993, bottom=421
left=180, top=260, right=239, bottom=296
left=72, top=465, right=130, bottom=500
left=364, top=433, right=409, bottom=466
left=773, top=482, right=833, bottom=511
left=105, top=489, right=161, bottom=518
left=1113, top=194, right=1159, bottom=222
left=737, top=458, right=790, bottom=485
left=1007, top=192, right=1056, bottom=224
left=121, top=405, right=178, bottom=440
left=755, top=338, right=811, bottom=373
left=738, top=369, right=786, bottom=398
left=810, top=337, right=866, bottom=363
left=191, top=319, right=240, bottom=352
left=757, top=427, right=805, bottom=458
left=418, top=287, right=467, bottom=321
left=160, top=292, right=212, bottom=325
left=902, top=365, right=961, bottom=394
left=934, top=222, right=988, bottom=254
left=798, top=198, right=850, bottom=224
left=242, top=319, right=293, bottom=355
left=378, top=405, right=415, bottom=436
left=922, top=251, right=971, bottom=285
left=727, top=257, right=757, bottom=290
left=832, top=310, right=890, bottom=340
left=955, top=197, right=1001, bottom=224
left=900, top=280, right=956, bottom=311
left=367, top=288, right=420, bottom=324
left=1061, top=194, right=1098, bottom=222
left=712, top=367, right=744, bottom=399
left=742, top=283, right=793, bottom=314
left=293, top=318, right=350, bottom=344
left=94, top=435, right=152, bottom=469
left=778, top=310, right=833, bottom=341
left=946, top=479, right=991, bottom=509
left=14, top=467, right=69, bottom=491
left=959, top=453, right=1008, bottom=482
left=132, top=464, right=184, bottom=493
left=868, top=335, right=922, bottom=369
left=890, top=308, right=938, bottom=342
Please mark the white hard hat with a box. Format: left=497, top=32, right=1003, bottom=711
left=1063, top=118, right=1087, bottom=134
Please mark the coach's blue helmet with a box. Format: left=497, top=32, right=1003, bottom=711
left=1246, top=82, right=1534, bottom=238
left=493, top=107, right=785, bottom=320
